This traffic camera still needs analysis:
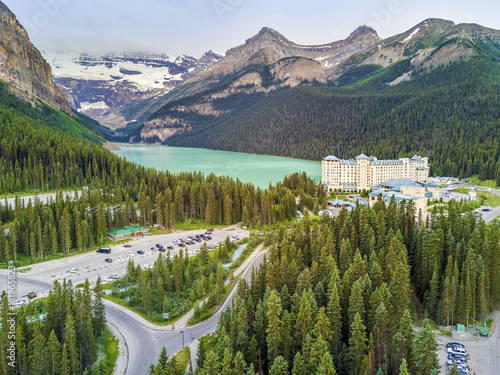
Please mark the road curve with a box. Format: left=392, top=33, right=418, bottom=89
left=105, top=247, right=268, bottom=374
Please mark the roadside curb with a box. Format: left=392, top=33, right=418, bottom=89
left=107, top=320, right=129, bottom=375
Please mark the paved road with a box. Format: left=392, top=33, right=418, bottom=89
left=491, top=315, right=500, bottom=375
left=105, top=246, right=268, bottom=374
left=1, top=226, right=248, bottom=303
left=441, top=185, right=500, bottom=224
left=0, top=190, right=82, bottom=207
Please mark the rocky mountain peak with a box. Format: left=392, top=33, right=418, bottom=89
left=348, top=25, right=379, bottom=39
left=246, top=27, right=290, bottom=45
left=0, top=0, right=71, bottom=112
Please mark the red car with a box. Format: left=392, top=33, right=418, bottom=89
left=123, top=244, right=131, bottom=248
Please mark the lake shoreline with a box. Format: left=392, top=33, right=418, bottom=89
left=110, top=144, right=322, bottom=189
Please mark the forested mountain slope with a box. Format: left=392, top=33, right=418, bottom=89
left=149, top=57, right=500, bottom=180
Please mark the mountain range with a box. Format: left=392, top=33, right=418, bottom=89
left=1, top=0, right=500, bottom=180
left=46, top=50, right=223, bottom=129
left=135, top=18, right=500, bottom=145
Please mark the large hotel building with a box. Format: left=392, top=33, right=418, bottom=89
left=322, top=153, right=429, bottom=192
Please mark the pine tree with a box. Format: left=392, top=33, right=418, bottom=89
left=47, top=330, right=61, bottom=375
left=93, top=276, right=106, bottom=338
left=28, top=321, right=48, bottom=375
left=63, top=312, right=79, bottom=375
left=349, top=313, right=367, bottom=374
left=295, top=291, right=313, bottom=347
left=291, top=352, right=307, bottom=375
left=269, top=356, right=289, bottom=375
left=399, top=359, right=409, bottom=375
left=414, top=319, right=439, bottom=375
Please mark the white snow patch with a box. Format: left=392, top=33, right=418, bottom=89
left=402, top=28, right=420, bottom=43
left=78, top=101, right=109, bottom=112
left=44, top=51, right=178, bottom=91
left=378, top=45, right=381, bottom=51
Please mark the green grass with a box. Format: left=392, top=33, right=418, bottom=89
left=102, top=294, right=191, bottom=326
left=486, top=319, right=494, bottom=328
left=174, top=219, right=224, bottom=231
left=453, top=187, right=470, bottom=194
left=467, top=175, right=498, bottom=188
left=94, top=328, right=119, bottom=374
left=477, top=191, right=500, bottom=207
left=187, top=282, right=235, bottom=327
left=439, top=329, right=453, bottom=337
left=188, top=305, right=217, bottom=326
left=173, top=346, right=191, bottom=373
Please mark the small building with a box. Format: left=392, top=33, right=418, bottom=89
left=479, top=327, right=489, bottom=337
left=456, top=324, right=466, bottom=333
left=368, top=179, right=433, bottom=217
left=107, top=224, right=149, bottom=241
left=468, top=189, right=477, bottom=200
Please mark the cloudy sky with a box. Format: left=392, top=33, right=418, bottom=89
left=3, top=0, right=500, bottom=58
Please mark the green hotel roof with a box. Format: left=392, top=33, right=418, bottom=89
left=108, top=225, right=149, bottom=236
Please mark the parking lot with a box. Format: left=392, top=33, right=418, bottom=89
left=4, top=225, right=249, bottom=304
left=437, top=311, right=500, bottom=375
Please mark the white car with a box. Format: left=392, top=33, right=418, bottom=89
left=143, top=264, right=153, bottom=269
left=109, top=274, right=120, bottom=280
left=12, top=300, right=27, bottom=308
left=68, top=268, right=77, bottom=273
left=127, top=251, right=135, bottom=257
left=103, top=277, right=113, bottom=282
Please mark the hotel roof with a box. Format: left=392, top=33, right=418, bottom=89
left=323, top=155, right=340, bottom=161
left=355, top=153, right=370, bottom=160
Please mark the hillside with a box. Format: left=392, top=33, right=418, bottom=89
left=135, top=19, right=500, bottom=181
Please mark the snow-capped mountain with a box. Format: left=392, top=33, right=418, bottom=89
left=44, top=50, right=223, bottom=129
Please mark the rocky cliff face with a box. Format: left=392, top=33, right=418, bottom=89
left=46, top=50, right=223, bottom=129
left=0, top=1, right=71, bottom=112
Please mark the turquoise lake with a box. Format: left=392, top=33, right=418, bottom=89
left=111, top=144, right=321, bottom=189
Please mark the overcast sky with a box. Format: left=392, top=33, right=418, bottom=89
left=3, top=0, right=500, bottom=58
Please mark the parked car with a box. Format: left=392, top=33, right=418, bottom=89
left=151, top=247, right=157, bottom=251
left=481, top=208, right=492, bottom=212
left=159, top=248, right=166, bottom=252
left=446, top=343, right=465, bottom=350
left=103, top=277, right=113, bottom=282
left=109, top=274, right=120, bottom=280
left=178, top=243, right=185, bottom=247
left=195, top=238, right=201, bottom=242
left=67, top=268, right=77, bottom=273
left=167, top=246, right=174, bottom=250
left=448, top=345, right=466, bottom=355
left=123, top=244, right=131, bottom=248
left=127, top=251, right=135, bottom=257
left=143, top=264, right=153, bottom=270
left=155, top=244, right=162, bottom=248
left=137, top=250, right=144, bottom=254
left=27, top=292, right=37, bottom=300
left=13, top=300, right=27, bottom=308
left=105, top=258, right=112, bottom=263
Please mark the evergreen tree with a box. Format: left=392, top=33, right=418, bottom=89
left=414, top=319, right=439, bottom=375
